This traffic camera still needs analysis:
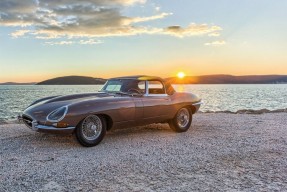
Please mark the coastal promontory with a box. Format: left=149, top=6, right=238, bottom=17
left=36, top=76, right=106, bottom=85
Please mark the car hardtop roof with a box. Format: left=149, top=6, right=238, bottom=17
left=110, top=75, right=165, bottom=82
left=109, top=75, right=176, bottom=95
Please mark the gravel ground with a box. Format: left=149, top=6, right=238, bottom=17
left=0, top=113, right=287, bottom=191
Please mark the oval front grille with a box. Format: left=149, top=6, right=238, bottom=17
left=22, top=115, right=33, bottom=128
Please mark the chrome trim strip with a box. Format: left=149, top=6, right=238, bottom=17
left=145, top=80, right=167, bottom=96
left=192, top=101, right=203, bottom=106
left=46, top=106, right=68, bottom=123
left=32, top=121, right=75, bottom=131
left=31, top=120, right=38, bottom=131
left=36, top=125, right=75, bottom=131
left=143, top=94, right=169, bottom=97
left=145, top=80, right=149, bottom=95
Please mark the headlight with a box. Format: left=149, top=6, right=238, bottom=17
left=46, top=106, right=68, bottom=122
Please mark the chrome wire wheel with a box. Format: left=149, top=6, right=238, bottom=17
left=81, top=115, right=103, bottom=141
left=76, top=114, right=106, bottom=147
left=176, top=108, right=190, bottom=128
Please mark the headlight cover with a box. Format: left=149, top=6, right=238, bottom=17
left=46, top=106, right=68, bottom=122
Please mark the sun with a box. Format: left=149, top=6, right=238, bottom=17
left=177, top=72, right=185, bottom=79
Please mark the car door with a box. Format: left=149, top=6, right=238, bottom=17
left=141, top=80, right=172, bottom=124
left=100, top=79, right=138, bottom=128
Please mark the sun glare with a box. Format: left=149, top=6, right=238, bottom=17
left=177, top=72, right=185, bottom=79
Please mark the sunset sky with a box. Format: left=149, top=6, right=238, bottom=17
left=0, top=0, right=287, bottom=83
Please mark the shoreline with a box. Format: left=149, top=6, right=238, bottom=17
left=1, top=108, right=287, bottom=125
left=200, top=108, right=287, bottom=114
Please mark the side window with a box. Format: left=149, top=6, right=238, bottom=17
left=138, top=81, right=146, bottom=93
left=148, top=81, right=165, bottom=94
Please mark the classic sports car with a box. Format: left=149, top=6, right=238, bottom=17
left=19, top=76, right=202, bottom=147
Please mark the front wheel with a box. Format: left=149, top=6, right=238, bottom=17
left=76, top=115, right=106, bottom=147
left=169, top=107, right=192, bottom=132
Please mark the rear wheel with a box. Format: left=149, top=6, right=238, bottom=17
left=169, top=107, right=192, bottom=132
left=76, top=115, right=106, bottom=147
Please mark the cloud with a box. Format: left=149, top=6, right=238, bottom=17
left=129, top=12, right=172, bottom=24
left=79, top=39, right=102, bottom=45
left=10, top=30, right=31, bottom=38
left=0, top=0, right=223, bottom=44
left=45, top=39, right=102, bottom=45
left=38, top=0, right=146, bottom=7
left=164, top=24, right=222, bottom=38
left=205, top=41, right=226, bottom=46
left=45, top=41, right=74, bottom=45
left=208, top=32, right=220, bottom=37
left=0, top=0, right=36, bottom=13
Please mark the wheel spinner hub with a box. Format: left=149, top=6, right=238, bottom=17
left=82, top=115, right=102, bottom=141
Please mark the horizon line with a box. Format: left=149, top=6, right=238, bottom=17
left=1, top=74, right=287, bottom=84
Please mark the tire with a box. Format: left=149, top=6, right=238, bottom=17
left=169, top=107, right=192, bottom=132
left=75, top=115, right=107, bottom=147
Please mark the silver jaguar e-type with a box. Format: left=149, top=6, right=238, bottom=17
left=19, top=76, right=202, bottom=147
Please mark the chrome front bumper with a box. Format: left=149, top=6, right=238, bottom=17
left=191, top=101, right=203, bottom=113
left=192, top=101, right=203, bottom=106
left=18, top=115, right=75, bottom=134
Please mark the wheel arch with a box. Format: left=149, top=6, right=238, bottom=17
left=179, top=105, right=195, bottom=114
left=75, top=113, right=114, bottom=131
left=168, top=105, right=193, bottom=132
left=190, top=105, right=197, bottom=114
left=96, top=114, right=114, bottom=131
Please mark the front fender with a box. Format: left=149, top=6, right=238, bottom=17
left=29, top=96, right=60, bottom=107
left=63, top=97, right=136, bottom=127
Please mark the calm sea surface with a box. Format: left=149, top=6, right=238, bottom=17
left=0, top=84, right=286, bottom=122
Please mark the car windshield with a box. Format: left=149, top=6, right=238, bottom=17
left=100, top=79, right=146, bottom=95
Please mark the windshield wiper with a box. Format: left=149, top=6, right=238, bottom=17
left=114, top=91, right=133, bottom=96
left=114, top=91, right=143, bottom=97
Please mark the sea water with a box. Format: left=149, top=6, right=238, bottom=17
left=0, top=84, right=286, bottom=122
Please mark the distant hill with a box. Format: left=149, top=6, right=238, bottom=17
left=166, top=75, right=287, bottom=84
left=0, top=82, right=36, bottom=85
left=37, top=76, right=106, bottom=85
